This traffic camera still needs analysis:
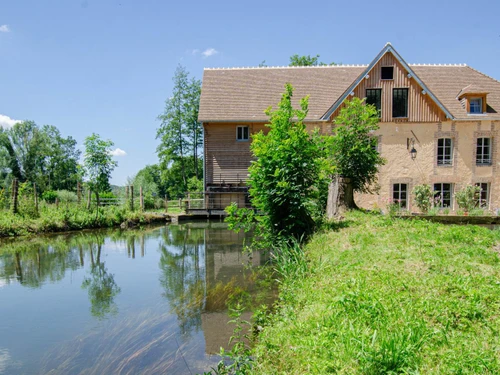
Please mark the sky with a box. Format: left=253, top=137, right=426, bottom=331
left=1, top=0, right=499, bottom=185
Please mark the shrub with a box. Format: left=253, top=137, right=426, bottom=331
left=42, top=190, right=58, bottom=203
left=455, top=185, right=481, bottom=213
left=412, top=184, right=433, bottom=213
left=56, top=190, right=78, bottom=203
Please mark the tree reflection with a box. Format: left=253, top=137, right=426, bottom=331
left=81, top=239, right=121, bottom=319
left=158, top=225, right=205, bottom=335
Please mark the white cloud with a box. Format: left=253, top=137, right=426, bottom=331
left=110, top=148, right=127, bottom=157
left=0, top=25, right=10, bottom=33
left=202, top=48, right=218, bottom=58
left=0, top=114, right=21, bottom=128
left=190, top=49, right=200, bottom=55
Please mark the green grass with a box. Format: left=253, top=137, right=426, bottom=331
left=252, top=211, right=500, bottom=374
left=0, top=203, right=169, bottom=238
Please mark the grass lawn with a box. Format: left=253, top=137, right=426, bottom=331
left=252, top=211, right=500, bottom=374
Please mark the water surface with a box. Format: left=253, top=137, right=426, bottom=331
left=0, top=222, right=269, bottom=374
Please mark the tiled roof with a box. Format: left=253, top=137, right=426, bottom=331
left=412, top=65, right=500, bottom=119
left=199, top=64, right=500, bottom=122
left=198, top=66, right=365, bottom=122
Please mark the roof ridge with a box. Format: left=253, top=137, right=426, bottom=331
left=466, top=65, right=500, bottom=85
left=409, top=63, right=467, bottom=67
left=204, top=65, right=368, bottom=70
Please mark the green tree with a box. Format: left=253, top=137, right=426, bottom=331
left=228, top=84, right=322, bottom=243
left=0, top=122, right=81, bottom=192
left=289, top=54, right=336, bottom=66
left=160, top=156, right=202, bottom=199
left=325, top=97, right=385, bottom=218
left=157, top=65, right=203, bottom=191
left=42, top=125, right=81, bottom=191
left=83, top=133, right=117, bottom=204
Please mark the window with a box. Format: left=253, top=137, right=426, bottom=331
left=476, top=137, right=492, bottom=165
left=236, top=126, right=249, bottom=141
left=393, top=183, right=408, bottom=208
left=434, top=183, right=453, bottom=208
left=392, top=88, right=408, bottom=118
left=469, top=98, right=483, bottom=114
left=475, top=183, right=489, bottom=208
left=437, top=138, right=453, bottom=166
left=381, top=66, right=394, bottom=80
left=366, top=89, right=382, bottom=115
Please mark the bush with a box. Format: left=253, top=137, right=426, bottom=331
left=42, top=190, right=58, bottom=203
left=56, top=190, right=78, bottom=203
left=455, top=185, right=481, bottom=213
left=412, top=184, right=433, bottom=213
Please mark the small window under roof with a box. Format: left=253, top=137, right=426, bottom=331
left=381, top=66, right=394, bottom=80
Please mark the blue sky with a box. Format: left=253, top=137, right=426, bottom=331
left=1, top=0, right=499, bottom=185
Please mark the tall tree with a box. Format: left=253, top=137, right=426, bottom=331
left=83, top=133, right=117, bottom=203
left=230, top=84, right=322, bottom=242
left=42, top=125, right=81, bottom=191
left=325, top=98, right=385, bottom=218
left=289, top=54, right=336, bottom=66
left=157, top=65, right=202, bottom=192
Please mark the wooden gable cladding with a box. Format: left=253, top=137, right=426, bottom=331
left=329, top=53, right=447, bottom=123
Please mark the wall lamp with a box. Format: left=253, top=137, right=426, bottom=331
left=407, top=138, right=417, bottom=160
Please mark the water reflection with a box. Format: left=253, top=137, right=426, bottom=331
left=0, top=223, right=272, bottom=375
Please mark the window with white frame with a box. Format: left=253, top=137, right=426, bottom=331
left=469, top=98, right=483, bottom=114
left=236, top=126, right=249, bottom=141
left=476, top=137, right=492, bottom=165
left=437, top=138, right=453, bottom=166
left=475, top=182, right=489, bottom=208
left=392, top=183, right=408, bottom=208
left=433, top=183, right=453, bottom=208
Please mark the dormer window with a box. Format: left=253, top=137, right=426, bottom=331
left=469, top=98, right=483, bottom=114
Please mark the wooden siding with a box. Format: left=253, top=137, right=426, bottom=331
left=204, top=123, right=267, bottom=185
left=204, top=122, right=330, bottom=185
left=329, top=53, right=447, bottom=123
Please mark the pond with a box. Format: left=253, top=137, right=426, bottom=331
left=0, top=222, right=272, bottom=375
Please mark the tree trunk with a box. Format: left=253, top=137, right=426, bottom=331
left=326, top=175, right=357, bottom=219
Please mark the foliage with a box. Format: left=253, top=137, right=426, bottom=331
left=252, top=211, right=500, bottom=374
left=455, top=184, right=481, bottom=212
left=229, top=83, right=322, bottom=243
left=0, top=121, right=80, bottom=192
left=289, top=54, right=336, bottom=66
left=42, top=190, right=58, bottom=203
left=326, top=97, right=385, bottom=194
left=56, top=190, right=78, bottom=203
left=83, top=133, right=117, bottom=194
left=156, top=65, right=203, bottom=191
left=412, top=184, right=433, bottom=213
left=161, top=156, right=202, bottom=199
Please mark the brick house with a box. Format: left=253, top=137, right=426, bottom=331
left=198, top=43, right=500, bottom=212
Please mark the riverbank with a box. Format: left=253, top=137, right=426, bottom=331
left=252, top=212, right=500, bottom=374
left=0, top=205, right=169, bottom=238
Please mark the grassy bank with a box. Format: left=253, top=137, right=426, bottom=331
left=252, top=212, right=500, bottom=374
left=0, top=204, right=168, bottom=238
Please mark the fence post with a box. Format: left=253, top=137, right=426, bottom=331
left=140, top=186, right=144, bottom=212
left=33, top=183, right=38, bottom=213
left=187, top=192, right=191, bottom=210
left=77, top=182, right=82, bottom=204
left=165, top=195, right=168, bottom=213
left=55, top=198, right=59, bottom=209
left=178, top=198, right=182, bottom=212
left=130, top=186, right=134, bottom=211
left=11, top=178, right=18, bottom=214
left=87, top=190, right=91, bottom=210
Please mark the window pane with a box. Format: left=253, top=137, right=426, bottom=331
left=393, top=88, right=408, bottom=117
left=381, top=67, right=394, bottom=80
